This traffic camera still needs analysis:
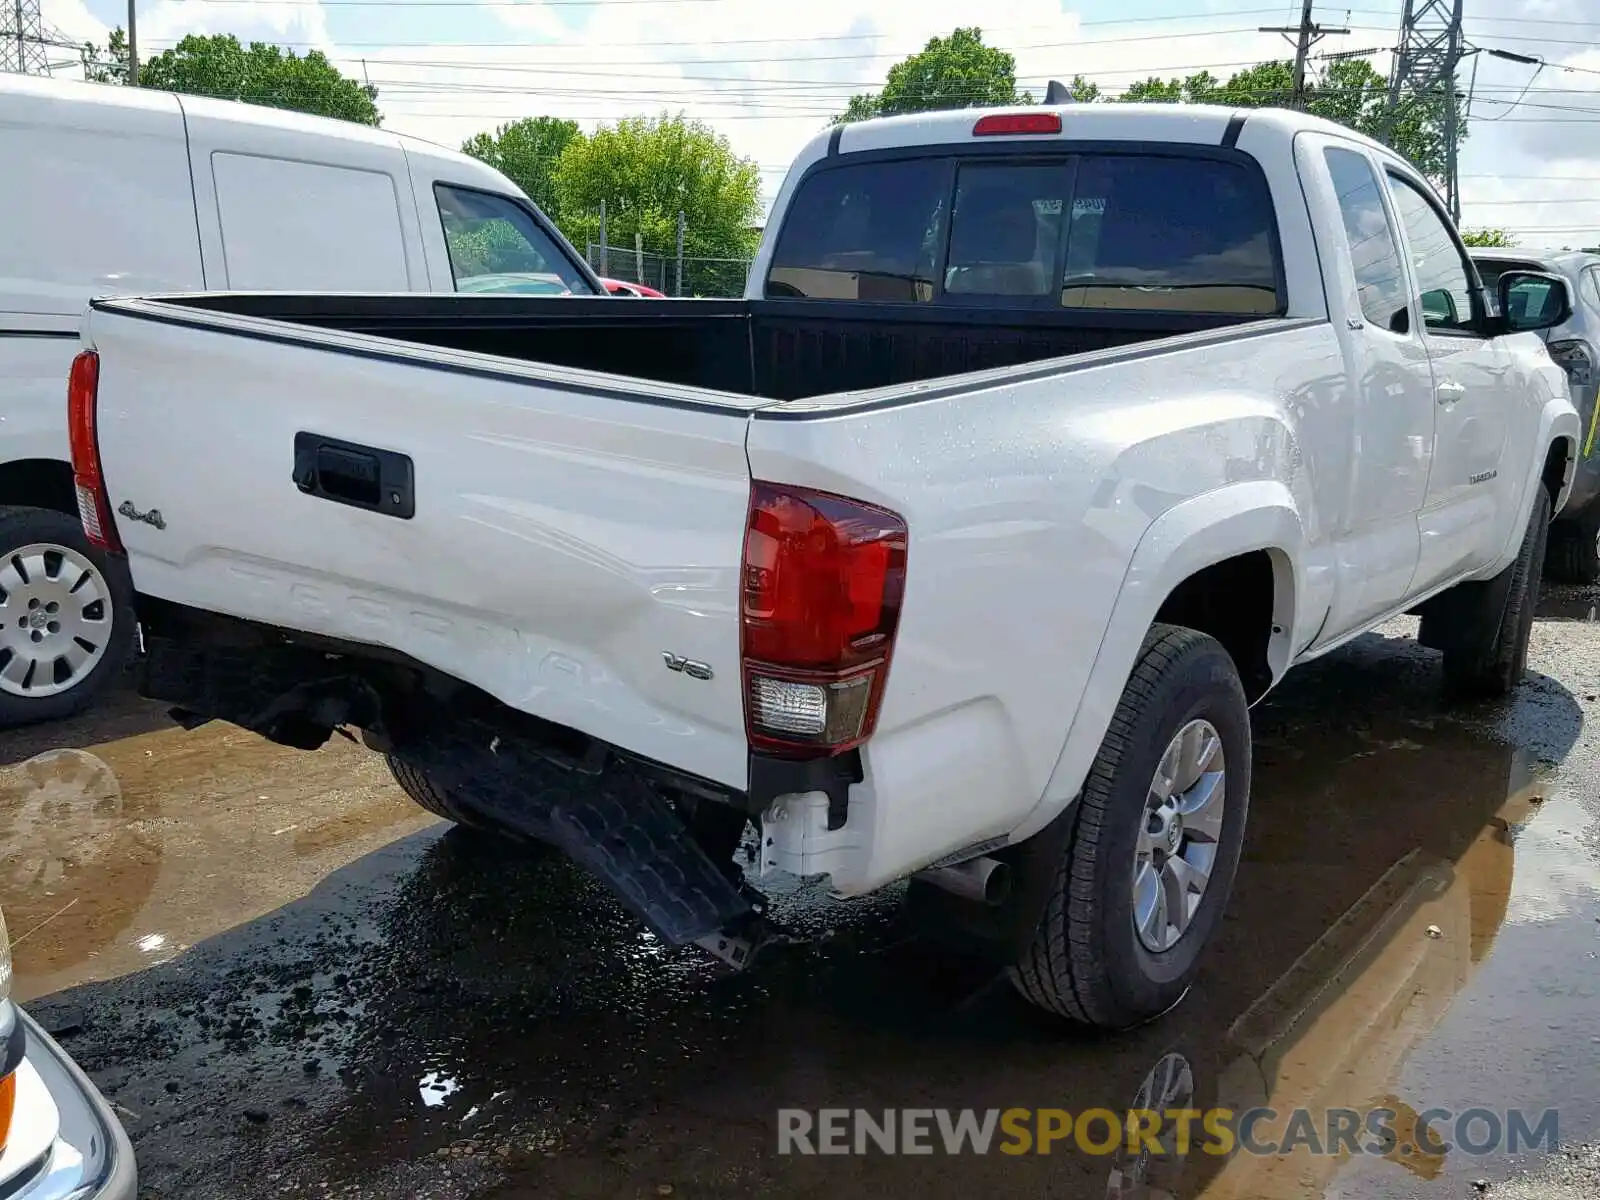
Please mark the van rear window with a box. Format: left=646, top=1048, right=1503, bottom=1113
left=766, top=151, right=1282, bottom=315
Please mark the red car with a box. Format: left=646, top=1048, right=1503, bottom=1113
left=600, top=278, right=666, bottom=298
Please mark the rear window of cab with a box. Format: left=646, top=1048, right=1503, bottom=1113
left=765, top=151, right=1283, bottom=316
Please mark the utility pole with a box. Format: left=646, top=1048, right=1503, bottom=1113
left=126, top=0, right=137, bottom=84
left=1260, top=0, right=1349, bottom=108
left=675, top=211, right=686, bottom=297
left=1384, top=0, right=1466, bottom=220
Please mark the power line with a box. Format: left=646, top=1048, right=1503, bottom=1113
left=1462, top=173, right=1600, bottom=180
left=146, top=5, right=1294, bottom=29
left=139, top=27, right=1297, bottom=63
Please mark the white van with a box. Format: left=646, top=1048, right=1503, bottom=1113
left=0, top=73, right=603, bottom=725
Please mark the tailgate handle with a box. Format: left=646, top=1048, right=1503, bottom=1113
left=293, top=433, right=415, bottom=519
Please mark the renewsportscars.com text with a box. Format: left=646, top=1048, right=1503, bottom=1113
left=776, top=1107, right=1559, bottom=1157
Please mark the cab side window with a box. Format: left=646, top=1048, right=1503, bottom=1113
left=1323, top=147, right=1409, bottom=331
left=434, top=184, right=594, bottom=296
left=1384, top=174, right=1478, bottom=334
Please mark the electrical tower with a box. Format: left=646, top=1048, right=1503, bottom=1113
left=1, top=0, right=83, bottom=76
left=1385, top=0, right=1467, bottom=220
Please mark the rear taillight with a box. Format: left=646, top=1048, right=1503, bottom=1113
left=1549, top=339, right=1595, bottom=388
left=740, top=482, right=907, bottom=757
left=1, top=907, right=15, bottom=1152
left=67, top=350, right=121, bottom=553
left=0, top=1072, right=14, bottom=1153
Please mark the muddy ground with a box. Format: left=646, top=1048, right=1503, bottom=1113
left=4, top=594, right=1600, bottom=1199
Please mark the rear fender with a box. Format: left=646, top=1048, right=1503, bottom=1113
left=1007, top=481, right=1303, bottom=844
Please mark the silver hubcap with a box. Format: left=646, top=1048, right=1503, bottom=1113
left=1132, top=718, right=1226, bottom=953
left=0, top=544, right=112, bottom=699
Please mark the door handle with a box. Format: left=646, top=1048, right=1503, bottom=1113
left=1436, top=381, right=1467, bottom=405
left=293, top=432, right=415, bottom=519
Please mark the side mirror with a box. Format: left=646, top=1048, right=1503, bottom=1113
left=1496, top=270, right=1572, bottom=334
left=1419, top=287, right=1458, bottom=326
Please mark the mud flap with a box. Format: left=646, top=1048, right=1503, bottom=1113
left=394, top=729, right=756, bottom=948
left=1415, top=564, right=1517, bottom=655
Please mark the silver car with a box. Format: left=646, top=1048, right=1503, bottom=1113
left=1470, top=247, right=1600, bottom=582
left=0, top=908, right=136, bottom=1200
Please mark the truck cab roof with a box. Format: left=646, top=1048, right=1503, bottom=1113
left=809, top=101, right=1405, bottom=164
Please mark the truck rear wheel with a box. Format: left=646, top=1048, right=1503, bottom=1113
left=386, top=755, right=486, bottom=830
left=1439, top=487, right=1549, bottom=699
left=1544, top=509, right=1600, bottom=585
left=0, top=507, right=135, bottom=728
left=1010, top=624, right=1251, bottom=1029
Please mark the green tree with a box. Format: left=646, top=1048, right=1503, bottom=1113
left=1062, top=74, right=1101, bottom=103
left=135, top=34, right=380, bottom=125
left=461, top=117, right=581, bottom=224
left=553, top=113, right=762, bottom=262
left=1461, top=228, right=1513, bottom=247
left=81, top=26, right=132, bottom=84
left=1114, top=56, right=1454, bottom=182
left=837, top=28, right=1031, bottom=123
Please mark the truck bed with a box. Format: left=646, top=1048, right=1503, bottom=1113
left=149, top=292, right=1256, bottom=401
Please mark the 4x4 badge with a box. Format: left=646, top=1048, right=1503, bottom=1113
left=117, top=500, right=166, bottom=530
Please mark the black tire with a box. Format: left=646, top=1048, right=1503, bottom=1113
left=1543, top=509, right=1600, bottom=585
left=386, top=755, right=486, bottom=829
left=1010, top=624, right=1251, bottom=1029
left=1442, top=487, right=1550, bottom=699
left=0, top=506, right=135, bottom=728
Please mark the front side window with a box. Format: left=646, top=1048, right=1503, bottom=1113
left=766, top=158, right=948, bottom=302
left=435, top=184, right=594, bottom=296
left=1323, top=147, right=1409, bottom=330
left=1385, top=174, right=1477, bottom=334
left=1059, top=155, right=1280, bottom=314
left=1471, top=257, right=1544, bottom=296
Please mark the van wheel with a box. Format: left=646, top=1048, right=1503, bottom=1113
left=1010, top=625, right=1250, bottom=1029
left=1441, top=487, right=1549, bottom=699
left=1544, top=510, right=1600, bottom=585
left=386, top=755, right=487, bottom=829
left=0, top=507, right=135, bottom=728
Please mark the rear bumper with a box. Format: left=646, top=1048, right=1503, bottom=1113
left=0, top=1009, right=136, bottom=1200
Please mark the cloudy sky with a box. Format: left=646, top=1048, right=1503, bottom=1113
left=35, top=0, right=1600, bottom=243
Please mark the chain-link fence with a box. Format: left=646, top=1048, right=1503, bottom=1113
left=584, top=243, right=752, bottom=298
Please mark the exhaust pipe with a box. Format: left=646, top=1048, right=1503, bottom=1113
left=916, top=856, right=1012, bottom=906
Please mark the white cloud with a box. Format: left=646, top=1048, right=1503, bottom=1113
left=317, top=4, right=1299, bottom=209
left=135, top=0, right=337, bottom=52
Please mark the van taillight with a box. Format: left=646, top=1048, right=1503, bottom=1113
left=67, top=350, right=121, bottom=553
left=740, top=482, right=907, bottom=757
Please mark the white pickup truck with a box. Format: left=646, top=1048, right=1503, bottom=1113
left=67, top=104, right=1577, bottom=1030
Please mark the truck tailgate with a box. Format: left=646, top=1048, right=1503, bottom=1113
left=88, top=302, right=762, bottom=789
